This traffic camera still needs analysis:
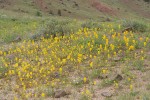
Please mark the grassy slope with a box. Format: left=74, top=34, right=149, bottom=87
left=0, top=0, right=150, bottom=100
left=0, top=0, right=149, bottom=44
left=0, top=0, right=150, bottom=19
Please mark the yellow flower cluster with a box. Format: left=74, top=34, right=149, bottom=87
left=0, top=24, right=149, bottom=99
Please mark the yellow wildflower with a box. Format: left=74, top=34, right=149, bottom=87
left=83, top=77, right=87, bottom=83
left=130, top=84, right=133, bottom=91
left=144, top=42, right=146, bottom=46
left=90, top=62, right=93, bottom=68
left=59, top=67, right=62, bottom=74
left=41, top=93, right=45, bottom=97
left=129, top=45, right=134, bottom=51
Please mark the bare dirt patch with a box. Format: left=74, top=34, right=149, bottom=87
left=90, top=0, right=117, bottom=15
left=33, top=0, right=49, bottom=12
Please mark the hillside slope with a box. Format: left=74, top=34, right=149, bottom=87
left=0, top=0, right=150, bottom=20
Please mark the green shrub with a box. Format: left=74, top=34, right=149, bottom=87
left=36, top=11, right=42, bottom=17
left=44, top=19, right=80, bottom=37
left=30, top=19, right=80, bottom=40
left=58, top=9, right=61, bottom=16
left=122, top=20, right=147, bottom=32
left=81, top=20, right=102, bottom=29
left=133, top=60, right=144, bottom=70
left=2, top=33, right=19, bottom=43
left=0, top=66, right=8, bottom=79
left=144, top=0, right=150, bottom=3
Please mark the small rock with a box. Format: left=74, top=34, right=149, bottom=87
left=30, top=33, right=43, bottom=41
left=13, top=36, right=22, bottom=42
left=122, top=27, right=133, bottom=33
left=113, top=74, right=123, bottom=82
left=106, top=18, right=111, bottom=22
left=53, top=72, right=60, bottom=78
left=6, top=54, right=15, bottom=60
left=113, top=57, right=121, bottom=62
left=54, top=90, right=68, bottom=98
left=99, top=74, right=108, bottom=79
left=101, top=92, right=112, bottom=97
